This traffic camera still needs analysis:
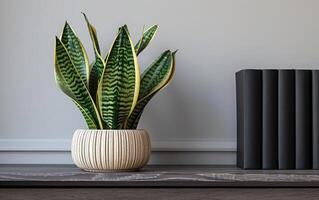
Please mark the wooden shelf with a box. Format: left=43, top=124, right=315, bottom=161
left=1, top=164, right=319, bottom=187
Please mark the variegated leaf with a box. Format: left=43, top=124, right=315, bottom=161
left=54, top=37, right=103, bottom=129
left=82, top=13, right=101, bottom=54
left=125, top=94, right=153, bottom=129
left=61, top=22, right=89, bottom=84
left=88, top=57, right=104, bottom=102
left=135, top=25, right=158, bottom=56
left=125, top=50, right=176, bottom=129
left=82, top=13, right=105, bottom=102
left=73, top=100, right=98, bottom=129
left=98, top=26, right=140, bottom=129
left=55, top=60, right=99, bottom=129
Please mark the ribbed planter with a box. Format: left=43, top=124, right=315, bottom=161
left=71, top=129, right=151, bottom=172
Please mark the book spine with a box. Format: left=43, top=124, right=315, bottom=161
left=243, top=70, right=262, bottom=169
left=236, top=71, right=244, bottom=168
left=262, top=70, right=278, bottom=169
left=313, top=70, right=319, bottom=169
left=278, top=70, right=296, bottom=169
left=295, top=70, right=312, bottom=169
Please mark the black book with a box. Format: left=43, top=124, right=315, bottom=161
left=236, top=70, right=262, bottom=169
left=236, top=70, right=244, bottom=169
left=313, top=70, right=319, bottom=169
left=262, top=70, right=278, bottom=169
left=295, top=70, right=312, bottom=169
left=278, top=70, right=296, bottom=169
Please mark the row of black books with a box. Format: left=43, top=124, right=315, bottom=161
left=236, top=69, right=319, bottom=169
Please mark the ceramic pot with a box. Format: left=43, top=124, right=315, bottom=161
left=71, top=129, right=151, bottom=172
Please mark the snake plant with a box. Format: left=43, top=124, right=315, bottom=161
left=54, top=13, right=176, bottom=129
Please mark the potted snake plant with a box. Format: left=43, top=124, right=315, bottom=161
left=54, top=13, right=176, bottom=172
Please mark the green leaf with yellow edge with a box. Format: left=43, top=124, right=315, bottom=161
left=98, top=26, right=140, bottom=129
left=125, top=50, right=176, bottom=129
left=135, top=24, right=158, bottom=56
left=82, top=13, right=101, bottom=54
left=82, top=13, right=105, bottom=102
left=73, top=100, right=99, bottom=129
left=88, top=57, right=104, bottom=102
left=61, top=22, right=89, bottom=84
left=54, top=37, right=103, bottom=129
left=55, top=60, right=99, bottom=129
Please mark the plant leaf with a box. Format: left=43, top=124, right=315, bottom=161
left=54, top=37, right=103, bottom=129
left=125, top=94, right=153, bottom=129
left=135, top=24, right=158, bottom=56
left=55, top=61, right=99, bottom=129
left=82, top=13, right=105, bottom=102
left=82, top=13, right=101, bottom=54
left=139, top=50, right=173, bottom=97
left=88, top=57, right=105, bottom=102
left=98, top=26, right=140, bottom=129
left=61, top=22, right=89, bottom=84
left=125, top=50, right=176, bottom=129
left=73, top=100, right=99, bottom=129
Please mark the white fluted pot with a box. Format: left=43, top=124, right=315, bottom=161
left=71, top=129, right=151, bottom=172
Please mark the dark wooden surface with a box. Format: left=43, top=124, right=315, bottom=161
left=1, top=188, right=319, bottom=200
left=1, top=165, right=319, bottom=199
left=1, top=164, right=319, bottom=187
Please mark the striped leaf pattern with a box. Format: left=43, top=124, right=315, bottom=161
left=135, top=25, right=158, bottom=56
left=98, top=26, right=140, bottom=129
left=89, top=57, right=104, bottom=102
left=54, top=14, right=176, bottom=130
left=125, top=50, right=176, bottom=129
left=73, top=100, right=98, bottom=129
left=82, top=13, right=105, bottom=102
left=139, top=50, right=172, bottom=97
left=61, top=22, right=89, bottom=84
left=55, top=63, right=98, bottom=129
left=126, top=94, right=153, bottom=129
left=54, top=37, right=103, bottom=129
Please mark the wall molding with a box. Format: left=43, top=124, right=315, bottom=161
left=0, top=138, right=236, bottom=152
left=0, top=139, right=236, bottom=165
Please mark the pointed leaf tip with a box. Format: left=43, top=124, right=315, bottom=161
left=122, top=25, right=129, bottom=32
left=82, top=12, right=88, bottom=20
left=64, top=21, right=69, bottom=26
left=61, top=20, right=90, bottom=85
left=134, top=24, right=158, bottom=55
left=63, top=21, right=72, bottom=33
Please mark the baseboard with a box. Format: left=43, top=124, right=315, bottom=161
left=0, top=139, right=236, bottom=165
left=0, top=138, right=236, bottom=152
left=0, top=151, right=236, bottom=165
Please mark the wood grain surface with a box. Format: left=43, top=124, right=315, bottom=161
left=0, top=188, right=319, bottom=200
left=1, top=165, right=319, bottom=187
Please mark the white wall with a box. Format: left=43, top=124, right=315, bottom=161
left=1, top=0, right=319, bottom=164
